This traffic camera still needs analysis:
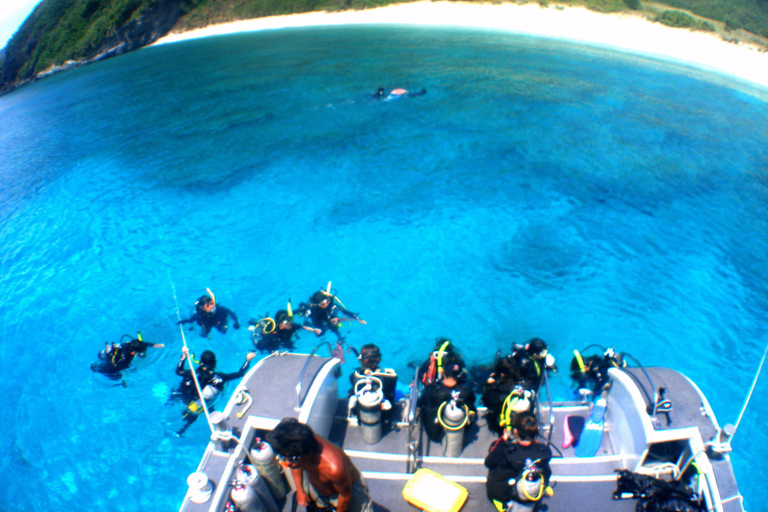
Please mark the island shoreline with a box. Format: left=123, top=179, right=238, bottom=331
left=151, top=1, right=768, bottom=90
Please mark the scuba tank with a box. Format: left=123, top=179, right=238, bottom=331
left=513, top=458, right=548, bottom=504
left=438, top=391, right=469, bottom=457
left=230, top=463, right=279, bottom=512
left=249, top=439, right=288, bottom=500
left=188, top=385, right=220, bottom=414
left=354, top=376, right=384, bottom=444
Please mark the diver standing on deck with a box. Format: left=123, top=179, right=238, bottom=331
left=267, top=418, right=373, bottom=512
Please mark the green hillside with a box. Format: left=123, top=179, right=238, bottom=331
left=2, top=0, right=767, bottom=95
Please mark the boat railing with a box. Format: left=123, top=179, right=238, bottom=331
left=539, top=367, right=555, bottom=445
left=295, top=341, right=334, bottom=410
left=406, top=365, right=420, bottom=474
left=620, top=352, right=660, bottom=420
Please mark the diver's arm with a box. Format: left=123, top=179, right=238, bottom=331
left=218, top=353, right=256, bottom=381
left=221, top=305, right=240, bottom=329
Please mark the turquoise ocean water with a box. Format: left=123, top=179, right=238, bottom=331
left=0, top=25, right=766, bottom=511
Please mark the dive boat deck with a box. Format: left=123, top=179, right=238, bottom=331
left=178, top=351, right=745, bottom=512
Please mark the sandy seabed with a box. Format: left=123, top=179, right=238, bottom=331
left=152, top=1, right=768, bottom=90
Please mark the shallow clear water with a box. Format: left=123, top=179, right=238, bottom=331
left=0, top=25, right=766, bottom=512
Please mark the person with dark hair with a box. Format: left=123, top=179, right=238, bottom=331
left=418, top=355, right=476, bottom=443
left=511, top=338, right=556, bottom=391
left=485, top=411, right=553, bottom=512
left=481, top=355, right=523, bottom=435
left=349, top=344, right=398, bottom=423
left=300, top=288, right=366, bottom=341
left=253, top=309, right=320, bottom=353
left=266, top=418, right=372, bottom=512
left=172, top=346, right=255, bottom=436
left=178, top=288, right=240, bottom=338
left=91, top=331, right=164, bottom=380
left=418, top=338, right=467, bottom=386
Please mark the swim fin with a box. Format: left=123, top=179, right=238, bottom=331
left=574, top=397, right=607, bottom=457
left=563, top=415, right=586, bottom=448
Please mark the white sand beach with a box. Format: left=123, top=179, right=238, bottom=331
left=152, top=1, right=768, bottom=89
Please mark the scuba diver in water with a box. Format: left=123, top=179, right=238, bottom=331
left=172, top=346, right=256, bottom=436
left=370, top=86, right=427, bottom=101
left=510, top=338, right=556, bottom=392
left=485, top=411, right=553, bottom=512
left=297, top=284, right=366, bottom=341
left=570, top=346, right=625, bottom=396
left=90, top=331, right=164, bottom=383
left=250, top=303, right=321, bottom=353
left=178, top=288, right=240, bottom=338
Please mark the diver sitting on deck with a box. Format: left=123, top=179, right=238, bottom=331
left=419, top=356, right=476, bottom=443
left=349, top=343, right=398, bottom=424
left=90, top=331, right=164, bottom=380
left=482, top=355, right=529, bottom=435
left=418, top=337, right=468, bottom=387
left=267, top=418, right=373, bottom=512
left=485, top=411, right=553, bottom=512
left=172, top=347, right=256, bottom=436
left=251, top=306, right=321, bottom=353
left=178, top=288, right=240, bottom=338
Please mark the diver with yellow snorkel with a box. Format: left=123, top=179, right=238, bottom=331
left=250, top=300, right=321, bottom=353
left=178, top=288, right=240, bottom=338
left=90, top=331, right=164, bottom=384
left=298, top=283, right=366, bottom=341
left=172, top=346, right=256, bottom=436
left=484, top=411, right=553, bottom=512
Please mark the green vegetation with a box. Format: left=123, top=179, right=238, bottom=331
left=654, top=0, right=768, bottom=38
left=2, top=0, right=767, bottom=94
left=654, top=9, right=714, bottom=31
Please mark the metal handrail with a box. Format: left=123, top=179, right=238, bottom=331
left=295, top=342, right=334, bottom=410
left=406, top=365, right=420, bottom=474
left=620, top=352, right=659, bottom=418
left=540, top=367, right=555, bottom=444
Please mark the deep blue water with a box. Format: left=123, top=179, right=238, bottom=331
left=0, top=25, right=766, bottom=512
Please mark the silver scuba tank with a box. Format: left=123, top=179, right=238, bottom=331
left=249, top=439, right=288, bottom=500
left=514, top=459, right=545, bottom=503
left=440, top=399, right=467, bottom=457
left=354, top=377, right=384, bottom=444
left=230, top=463, right=279, bottom=512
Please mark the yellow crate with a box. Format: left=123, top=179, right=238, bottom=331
left=402, top=468, right=469, bottom=512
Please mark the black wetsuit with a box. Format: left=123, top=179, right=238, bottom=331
left=418, top=380, right=476, bottom=442
left=511, top=347, right=545, bottom=392
left=482, top=380, right=517, bottom=435
left=91, top=340, right=150, bottom=377
left=179, top=305, right=239, bottom=337
left=256, top=323, right=301, bottom=353
left=485, top=439, right=552, bottom=505
left=174, top=357, right=251, bottom=434
left=304, top=301, right=358, bottom=340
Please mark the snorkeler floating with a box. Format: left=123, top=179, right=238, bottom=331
left=370, top=86, right=427, bottom=101
left=178, top=288, right=240, bottom=338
